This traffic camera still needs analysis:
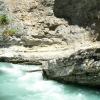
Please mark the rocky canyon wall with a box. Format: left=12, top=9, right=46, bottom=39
left=54, top=0, right=100, bottom=41
left=43, top=0, right=100, bottom=86
left=0, top=0, right=97, bottom=47
left=54, top=0, right=100, bottom=28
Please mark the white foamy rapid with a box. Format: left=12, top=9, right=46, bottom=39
left=0, top=62, right=100, bottom=100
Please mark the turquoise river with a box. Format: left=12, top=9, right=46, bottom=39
left=0, top=62, right=100, bottom=100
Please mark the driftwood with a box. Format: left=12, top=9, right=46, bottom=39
left=24, top=69, right=42, bottom=73
left=24, top=66, right=46, bottom=73
left=24, top=66, right=48, bottom=79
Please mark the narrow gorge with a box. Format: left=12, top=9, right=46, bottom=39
left=0, top=0, right=100, bottom=87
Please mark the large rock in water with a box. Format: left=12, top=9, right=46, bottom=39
left=44, top=48, right=100, bottom=86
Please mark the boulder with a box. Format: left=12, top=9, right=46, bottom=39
left=44, top=48, right=100, bottom=86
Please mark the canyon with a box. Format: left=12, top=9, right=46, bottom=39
left=0, top=0, right=100, bottom=86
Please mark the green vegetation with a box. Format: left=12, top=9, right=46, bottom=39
left=7, top=29, right=17, bottom=36
left=0, top=14, right=18, bottom=39
left=0, top=14, right=10, bottom=25
left=2, top=29, right=17, bottom=38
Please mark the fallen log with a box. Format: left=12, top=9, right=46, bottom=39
left=23, top=68, right=48, bottom=80
left=24, top=69, right=42, bottom=73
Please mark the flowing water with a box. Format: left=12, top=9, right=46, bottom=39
left=0, top=62, right=100, bottom=100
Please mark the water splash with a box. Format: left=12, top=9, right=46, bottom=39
left=0, top=62, right=100, bottom=100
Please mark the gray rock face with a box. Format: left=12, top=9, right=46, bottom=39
left=0, top=0, right=67, bottom=47
left=44, top=48, right=100, bottom=86
left=0, top=0, right=97, bottom=47
left=55, top=25, right=95, bottom=45
left=54, top=0, right=100, bottom=28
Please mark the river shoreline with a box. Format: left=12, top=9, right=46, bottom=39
left=0, top=0, right=100, bottom=87
left=0, top=42, right=100, bottom=87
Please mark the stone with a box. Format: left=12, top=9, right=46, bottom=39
left=24, top=21, right=31, bottom=26
left=44, top=48, right=100, bottom=86
left=54, top=0, right=100, bottom=27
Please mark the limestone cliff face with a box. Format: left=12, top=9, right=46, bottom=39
left=0, top=0, right=97, bottom=47
left=0, top=0, right=66, bottom=47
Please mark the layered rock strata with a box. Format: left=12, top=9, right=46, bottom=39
left=44, top=47, right=100, bottom=86
left=0, top=0, right=97, bottom=47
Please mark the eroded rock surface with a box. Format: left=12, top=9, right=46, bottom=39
left=0, top=0, right=98, bottom=47
left=54, top=0, right=100, bottom=28
left=44, top=47, right=100, bottom=86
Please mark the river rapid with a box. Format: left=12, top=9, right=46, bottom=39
left=0, top=62, right=100, bottom=100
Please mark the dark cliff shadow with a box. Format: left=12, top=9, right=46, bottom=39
left=53, top=0, right=100, bottom=41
